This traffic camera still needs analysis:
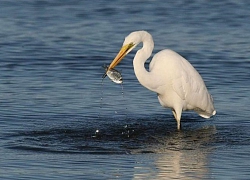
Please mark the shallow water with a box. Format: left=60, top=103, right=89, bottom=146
left=1, top=0, right=250, bottom=179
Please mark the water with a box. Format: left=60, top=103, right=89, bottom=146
left=1, top=0, right=250, bottom=179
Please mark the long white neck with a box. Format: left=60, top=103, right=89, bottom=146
left=133, top=31, right=157, bottom=92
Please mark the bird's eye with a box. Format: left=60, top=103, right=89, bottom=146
left=129, top=43, right=134, bottom=47
left=127, top=43, right=134, bottom=51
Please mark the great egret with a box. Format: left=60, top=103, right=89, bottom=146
left=108, top=31, right=216, bottom=130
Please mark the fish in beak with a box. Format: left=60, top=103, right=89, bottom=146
left=102, top=65, right=123, bottom=84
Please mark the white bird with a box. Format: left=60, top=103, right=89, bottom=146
left=108, top=31, right=216, bottom=130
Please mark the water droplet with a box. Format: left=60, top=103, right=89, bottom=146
left=98, top=78, right=104, bottom=120
left=120, top=83, right=127, bottom=119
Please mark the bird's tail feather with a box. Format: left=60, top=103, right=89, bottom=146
left=195, top=108, right=216, bottom=119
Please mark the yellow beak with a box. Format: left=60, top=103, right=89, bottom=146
left=108, top=43, right=134, bottom=70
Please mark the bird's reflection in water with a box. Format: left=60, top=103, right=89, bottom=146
left=132, top=126, right=216, bottom=179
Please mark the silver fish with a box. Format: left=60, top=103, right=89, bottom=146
left=102, top=65, right=123, bottom=84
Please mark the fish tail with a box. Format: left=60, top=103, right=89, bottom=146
left=102, top=64, right=109, bottom=78
left=102, top=64, right=109, bottom=70
left=102, top=72, right=107, bottom=78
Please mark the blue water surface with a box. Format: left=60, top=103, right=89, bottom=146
left=0, top=0, right=250, bottom=179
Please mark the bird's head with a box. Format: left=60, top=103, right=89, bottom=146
left=108, top=31, right=144, bottom=70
